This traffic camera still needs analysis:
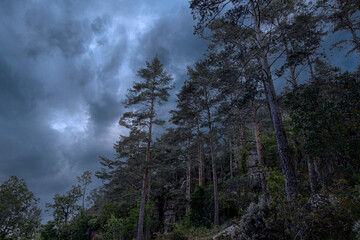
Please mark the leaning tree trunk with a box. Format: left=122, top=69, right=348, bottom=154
left=249, top=0, right=298, bottom=199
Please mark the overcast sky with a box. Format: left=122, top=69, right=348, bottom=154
left=0, top=0, right=358, bottom=222
left=0, top=0, right=208, bottom=219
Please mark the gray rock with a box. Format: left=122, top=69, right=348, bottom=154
left=213, top=225, right=241, bottom=240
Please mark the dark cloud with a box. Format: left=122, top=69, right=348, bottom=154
left=0, top=0, right=208, bottom=221
left=134, top=5, right=208, bottom=72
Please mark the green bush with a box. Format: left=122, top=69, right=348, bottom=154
left=189, top=185, right=213, bottom=228
left=99, top=214, right=125, bottom=240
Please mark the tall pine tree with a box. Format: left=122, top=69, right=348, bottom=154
left=120, top=56, right=173, bottom=240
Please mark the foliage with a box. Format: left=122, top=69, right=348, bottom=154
left=160, top=230, right=187, bottom=240
left=45, top=185, right=82, bottom=227
left=238, top=199, right=277, bottom=240
left=220, top=176, right=255, bottom=217
left=98, top=214, right=125, bottom=240
left=40, top=221, right=59, bottom=240
left=0, top=176, right=41, bottom=239
left=189, top=185, right=214, bottom=228
left=40, top=211, right=91, bottom=240
left=286, top=69, right=360, bottom=179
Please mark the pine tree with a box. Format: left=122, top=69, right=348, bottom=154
left=120, top=56, right=173, bottom=240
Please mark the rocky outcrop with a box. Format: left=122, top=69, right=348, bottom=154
left=213, top=224, right=241, bottom=240
left=163, top=202, right=177, bottom=234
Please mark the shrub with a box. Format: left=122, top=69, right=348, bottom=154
left=353, top=220, right=360, bottom=240
left=99, top=214, right=125, bottom=240
left=189, top=186, right=213, bottom=228
left=163, top=230, right=187, bottom=240
left=238, top=198, right=289, bottom=240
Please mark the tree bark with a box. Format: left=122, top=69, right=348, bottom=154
left=186, top=153, right=191, bottom=210
left=252, top=101, right=267, bottom=198
left=205, top=94, right=219, bottom=226
left=302, top=129, right=317, bottom=193
left=197, top=117, right=203, bottom=186
left=249, top=0, right=298, bottom=199
left=147, top=172, right=152, bottom=202
left=137, top=100, right=154, bottom=240
left=239, top=125, right=247, bottom=174
left=137, top=170, right=148, bottom=240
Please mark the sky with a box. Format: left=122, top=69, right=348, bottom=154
left=0, top=0, right=208, bottom=219
left=0, top=0, right=358, bottom=222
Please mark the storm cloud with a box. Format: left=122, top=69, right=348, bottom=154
left=0, top=0, right=208, bottom=216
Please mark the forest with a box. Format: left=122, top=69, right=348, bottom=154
left=1, top=0, right=360, bottom=239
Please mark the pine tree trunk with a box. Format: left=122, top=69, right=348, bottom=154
left=249, top=0, right=298, bottom=199
left=147, top=172, right=152, bottom=202
left=137, top=100, right=154, bottom=240
left=205, top=96, right=219, bottom=226
left=186, top=153, right=191, bottom=210
left=197, top=117, right=203, bottom=186
left=302, top=129, right=317, bottom=193
left=137, top=170, right=148, bottom=240
left=252, top=101, right=267, bottom=198
left=239, top=125, right=247, bottom=174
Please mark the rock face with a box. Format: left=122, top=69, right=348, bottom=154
left=163, top=202, right=177, bottom=234
left=213, top=225, right=241, bottom=240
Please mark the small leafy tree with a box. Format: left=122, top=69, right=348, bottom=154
left=100, top=214, right=125, bottom=240
left=45, top=185, right=82, bottom=228
left=0, top=176, right=41, bottom=239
